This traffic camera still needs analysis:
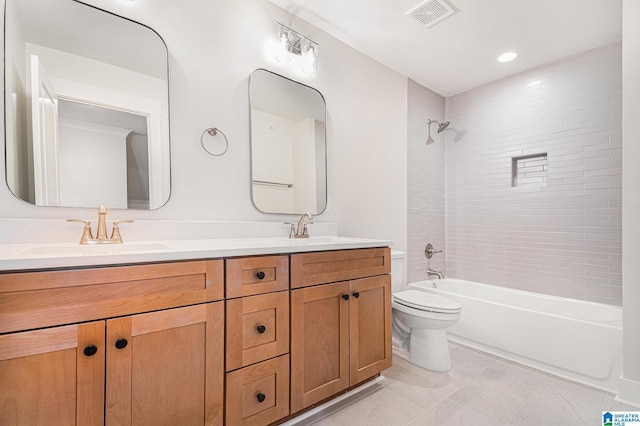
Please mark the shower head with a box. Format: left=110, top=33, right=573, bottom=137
left=426, top=119, right=450, bottom=143
left=437, top=121, right=450, bottom=133
left=427, top=119, right=450, bottom=133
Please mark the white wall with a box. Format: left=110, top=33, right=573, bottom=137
left=444, top=43, right=622, bottom=305
left=324, top=34, right=407, bottom=250
left=620, top=0, right=640, bottom=406
left=0, top=0, right=408, bottom=254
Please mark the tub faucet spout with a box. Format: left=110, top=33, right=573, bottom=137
left=427, top=268, right=445, bottom=279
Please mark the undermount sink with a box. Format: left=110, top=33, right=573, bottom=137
left=17, top=242, right=172, bottom=257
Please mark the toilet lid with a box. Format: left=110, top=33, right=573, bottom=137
left=393, top=290, right=461, bottom=313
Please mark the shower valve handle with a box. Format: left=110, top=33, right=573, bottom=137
left=424, top=243, right=443, bottom=259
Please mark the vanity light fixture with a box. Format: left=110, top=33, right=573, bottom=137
left=498, top=51, right=518, bottom=62
left=274, top=22, right=319, bottom=74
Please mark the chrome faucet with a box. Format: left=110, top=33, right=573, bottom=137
left=68, top=204, right=133, bottom=244
left=427, top=268, right=445, bottom=279
left=284, top=213, right=314, bottom=238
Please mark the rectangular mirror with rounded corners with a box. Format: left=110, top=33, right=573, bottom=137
left=250, top=69, right=327, bottom=215
left=4, top=0, right=171, bottom=210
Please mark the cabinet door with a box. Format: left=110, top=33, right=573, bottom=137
left=0, top=321, right=105, bottom=425
left=290, top=282, right=350, bottom=413
left=106, top=302, right=224, bottom=426
left=349, top=275, right=392, bottom=385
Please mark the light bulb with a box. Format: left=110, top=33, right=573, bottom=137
left=276, top=31, right=291, bottom=63
left=302, top=40, right=318, bottom=74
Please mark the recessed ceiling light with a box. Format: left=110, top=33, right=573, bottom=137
left=498, top=52, right=518, bottom=63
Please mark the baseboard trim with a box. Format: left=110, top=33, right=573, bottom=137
left=282, top=376, right=385, bottom=425
left=617, top=376, right=640, bottom=408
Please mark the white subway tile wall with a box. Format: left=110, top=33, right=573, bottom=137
left=407, top=79, right=446, bottom=283
left=444, top=42, right=622, bottom=305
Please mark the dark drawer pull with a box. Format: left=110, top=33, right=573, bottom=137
left=115, top=338, right=128, bottom=350
left=83, top=345, right=98, bottom=357
left=353, top=292, right=360, bottom=299
left=257, top=393, right=266, bottom=403
left=256, top=325, right=266, bottom=334
left=256, top=271, right=266, bottom=280
left=342, top=294, right=349, bottom=301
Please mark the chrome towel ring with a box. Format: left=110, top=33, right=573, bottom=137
left=200, top=127, right=229, bottom=157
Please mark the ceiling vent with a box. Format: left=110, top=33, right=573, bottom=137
left=406, top=0, right=456, bottom=28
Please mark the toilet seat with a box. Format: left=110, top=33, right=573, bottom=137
left=393, top=290, right=461, bottom=314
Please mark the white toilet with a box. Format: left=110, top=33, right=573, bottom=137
left=391, top=251, right=461, bottom=371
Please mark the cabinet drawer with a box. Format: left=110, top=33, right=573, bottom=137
left=0, top=259, right=224, bottom=333
left=226, top=255, right=289, bottom=298
left=226, top=291, right=289, bottom=371
left=226, top=354, right=289, bottom=426
left=290, top=247, right=390, bottom=289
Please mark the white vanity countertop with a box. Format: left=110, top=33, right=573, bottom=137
left=0, top=236, right=392, bottom=271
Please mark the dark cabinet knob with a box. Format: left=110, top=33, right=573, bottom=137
left=115, top=338, right=128, bottom=350
left=83, top=344, right=98, bottom=357
left=257, top=393, right=266, bottom=403
left=256, top=271, right=266, bottom=280
left=256, top=325, right=266, bottom=334
left=353, top=292, right=360, bottom=299
left=342, top=294, right=349, bottom=301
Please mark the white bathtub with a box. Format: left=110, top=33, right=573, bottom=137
left=408, top=278, right=623, bottom=392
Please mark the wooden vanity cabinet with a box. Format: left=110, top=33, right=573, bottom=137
left=0, top=246, right=391, bottom=425
left=0, top=259, right=225, bottom=426
left=289, top=248, right=392, bottom=413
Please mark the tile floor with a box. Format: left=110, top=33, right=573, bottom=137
left=304, top=343, right=637, bottom=425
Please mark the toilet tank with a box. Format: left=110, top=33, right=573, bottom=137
left=391, top=250, right=406, bottom=292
